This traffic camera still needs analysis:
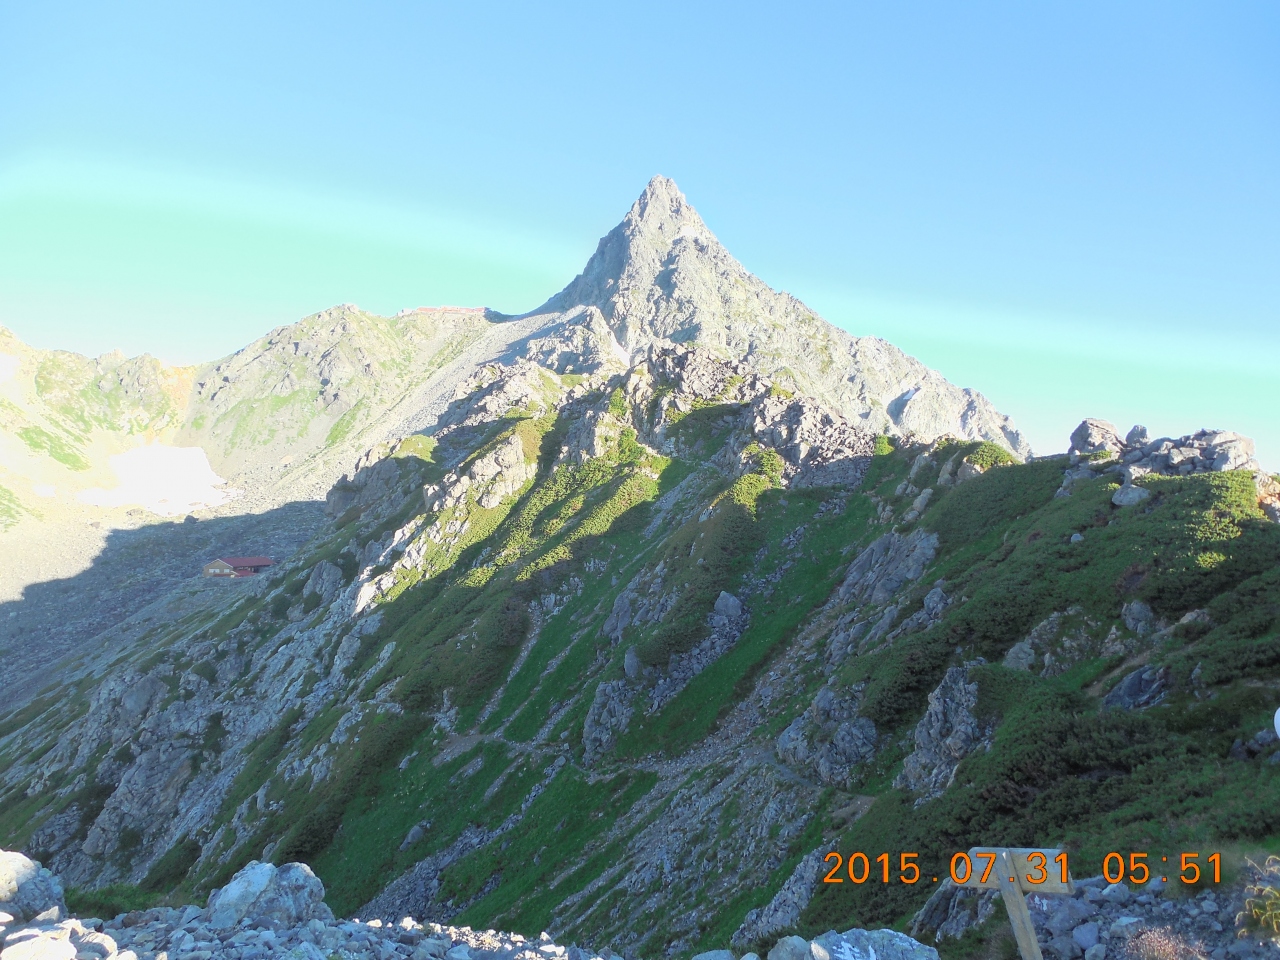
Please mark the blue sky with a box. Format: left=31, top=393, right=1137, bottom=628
left=1, top=2, right=1277, bottom=464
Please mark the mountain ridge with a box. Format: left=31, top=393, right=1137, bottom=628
left=526, top=176, right=1030, bottom=456
left=2, top=178, right=1278, bottom=960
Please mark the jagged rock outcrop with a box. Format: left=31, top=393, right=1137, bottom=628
left=909, top=879, right=1000, bottom=943
left=630, top=346, right=877, bottom=488
left=776, top=686, right=878, bottom=787
left=1002, top=607, right=1103, bottom=677
left=889, top=584, right=951, bottom=641
left=581, top=681, right=634, bottom=765
left=424, top=433, right=537, bottom=515
left=743, top=393, right=876, bottom=489
left=529, top=176, right=1029, bottom=456
left=895, top=666, right=982, bottom=801
left=1104, top=665, right=1170, bottom=710
left=818, top=528, right=941, bottom=664
left=838, top=530, right=939, bottom=608
left=304, top=560, right=346, bottom=604
left=731, top=848, right=829, bottom=947
left=647, top=591, right=750, bottom=713
left=1060, top=419, right=1275, bottom=517
left=434, top=361, right=564, bottom=439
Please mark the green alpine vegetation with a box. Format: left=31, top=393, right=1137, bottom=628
left=1, top=178, right=1277, bottom=959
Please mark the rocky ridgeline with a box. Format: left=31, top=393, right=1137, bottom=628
left=914, top=872, right=1280, bottom=960
left=9, top=848, right=1280, bottom=960
left=0, top=850, right=946, bottom=960
left=528, top=176, right=1028, bottom=455
left=1061, top=419, right=1279, bottom=517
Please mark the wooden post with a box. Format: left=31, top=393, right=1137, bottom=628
left=996, top=849, right=1044, bottom=960
left=954, top=845, right=1073, bottom=960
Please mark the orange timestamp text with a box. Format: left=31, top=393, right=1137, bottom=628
left=1101, top=852, right=1221, bottom=885
left=820, top=850, right=1070, bottom=885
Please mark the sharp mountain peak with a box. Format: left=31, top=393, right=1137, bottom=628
left=530, top=176, right=1031, bottom=457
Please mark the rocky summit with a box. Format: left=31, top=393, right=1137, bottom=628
left=2, top=178, right=1280, bottom=960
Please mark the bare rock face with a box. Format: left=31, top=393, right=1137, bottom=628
left=423, top=432, right=536, bottom=516
left=745, top=392, right=876, bottom=489
left=635, top=346, right=877, bottom=488
left=895, top=666, right=981, bottom=801
left=528, top=177, right=1029, bottom=456
left=304, top=561, right=346, bottom=603
left=434, top=361, right=563, bottom=438
left=838, top=529, right=940, bottom=608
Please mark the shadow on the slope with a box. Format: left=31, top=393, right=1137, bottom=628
left=0, top=499, right=327, bottom=710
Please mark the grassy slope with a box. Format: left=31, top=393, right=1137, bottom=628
left=9, top=427, right=1280, bottom=953
left=804, top=456, right=1280, bottom=939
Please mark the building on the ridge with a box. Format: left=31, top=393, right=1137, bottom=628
left=203, top=556, right=274, bottom=578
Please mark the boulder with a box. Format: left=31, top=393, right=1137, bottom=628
left=1069, top=420, right=1125, bottom=463
left=1101, top=882, right=1131, bottom=906
left=1109, top=917, right=1143, bottom=939
left=623, top=645, right=641, bottom=680
left=2, top=938, right=77, bottom=960
left=1073, top=922, right=1100, bottom=951
left=1046, top=900, right=1097, bottom=937
left=692, top=952, right=736, bottom=960
left=0, top=851, right=66, bottom=923
left=768, top=937, right=811, bottom=960
left=815, top=928, right=940, bottom=960
left=1120, top=601, right=1156, bottom=636
left=837, top=530, right=939, bottom=607
left=204, top=860, right=333, bottom=930
left=1111, top=484, right=1150, bottom=507
left=715, top=591, right=744, bottom=619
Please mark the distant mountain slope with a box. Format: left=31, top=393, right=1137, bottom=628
left=1, top=177, right=1031, bottom=695
left=1, top=305, right=1276, bottom=958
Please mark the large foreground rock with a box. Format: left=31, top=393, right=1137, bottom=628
left=204, top=860, right=334, bottom=930
left=814, top=928, right=941, bottom=960
left=0, top=851, right=65, bottom=923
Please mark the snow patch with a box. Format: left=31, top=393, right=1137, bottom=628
left=0, top=354, right=18, bottom=384
left=33, top=485, right=56, bottom=498
left=77, top=443, right=239, bottom=515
